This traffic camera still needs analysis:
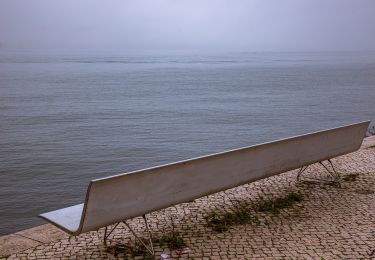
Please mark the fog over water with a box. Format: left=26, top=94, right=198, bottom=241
left=1, top=0, right=375, bottom=51
left=0, top=1, right=375, bottom=235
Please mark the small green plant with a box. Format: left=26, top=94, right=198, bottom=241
left=342, top=173, right=359, bottom=182
left=157, top=232, right=187, bottom=249
left=129, top=241, right=153, bottom=259
left=257, top=192, right=302, bottom=213
left=205, top=207, right=253, bottom=232
left=154, top=215, right=187, bottom=249
left=105, top=242, right=153, bottom=259
left=105, top=244, right=128, bottom=257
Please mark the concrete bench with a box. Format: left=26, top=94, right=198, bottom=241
left=39, top=121, right=369, bottom=253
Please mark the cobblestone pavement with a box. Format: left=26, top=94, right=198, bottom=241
left=2, top=138, right=375, bottom=259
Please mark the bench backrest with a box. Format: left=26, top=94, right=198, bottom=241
left=77, top=121, right=369, bottom=233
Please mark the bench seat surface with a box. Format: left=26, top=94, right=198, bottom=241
left=39, top=204, right=83, bottom=233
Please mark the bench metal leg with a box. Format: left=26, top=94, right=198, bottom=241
left=319, top=159, right=339, bottom=179
left=123, top=214, right=155, bottom=256
left=296, top=165, right=309, bottom=181
left=319, top=159, right=341, bottom=187
left=296, top=165, right=326, bottom=182
left=103, top=222, right=120, bottom=245
left=101, top=215, right=155, bottom=255
left=142, top=215, right=154, bottom=255
left=297, top=159, right=341, bottom=187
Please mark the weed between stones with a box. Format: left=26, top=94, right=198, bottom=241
left=155, top=232, right=187, bottom=249
left=205, top=192, right=303, bottom=232
left=205, top=207, right=254, bottom=232
left=154, top=215, right=187, bottom=249
left=257, top=192, right=303, bottom=214
left=342, top=173, right=359, bottom=182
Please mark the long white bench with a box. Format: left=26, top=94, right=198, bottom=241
left=39, top=121, right=369, bottom=252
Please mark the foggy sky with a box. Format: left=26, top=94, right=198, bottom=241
left=0, top=0, right=374, bottom=51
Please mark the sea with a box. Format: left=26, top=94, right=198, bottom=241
left=0, top=50, right=374, bottom=235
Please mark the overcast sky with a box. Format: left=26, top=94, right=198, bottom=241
left=0, top=0, right=374, bottom=51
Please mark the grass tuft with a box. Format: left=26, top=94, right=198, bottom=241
left=105, top=242, right=152, bottom=259
left=154, top=215, right=187, bottom=249
left=342, top=173, right=359, bottom=182
left=257, top=192, right=302, bottom=213
left=130, top=245, right=149, bottom=258
left=155, top=232, right=187, bottom=249
left=205, top=207, right=253, bottom=232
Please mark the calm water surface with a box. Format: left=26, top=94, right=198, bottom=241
left=0, top=50, right=374, bottom=235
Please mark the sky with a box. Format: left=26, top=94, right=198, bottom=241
left=0, top=0, right=374, bottom=51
